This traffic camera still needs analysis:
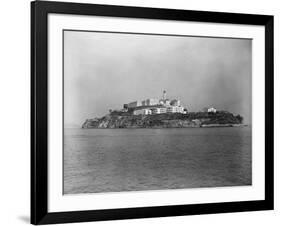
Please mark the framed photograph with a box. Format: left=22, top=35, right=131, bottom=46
left=31, top=1, right=274, bottom=224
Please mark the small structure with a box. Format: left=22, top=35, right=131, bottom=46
left=207, top=107, right=217, bottom=113
left=203, top=107, right=217, bottom=113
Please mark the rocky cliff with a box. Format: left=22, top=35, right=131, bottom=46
left=82, top=111, right=243, bottom=129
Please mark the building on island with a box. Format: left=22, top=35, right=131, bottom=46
left=127, top=101, right=142, bottom=108
left=167, top=106, right=184, bottom=113
left=203, top=107, right=217, bottom=113
left=125, top=91, right=187, bottom=115
left=151, top=107, right=167, bottom=114
left=207, top=107, right=217, bottom=113
left=141, top=98, right=159, bottom=106
left=133, top=108, right=152, bottom=115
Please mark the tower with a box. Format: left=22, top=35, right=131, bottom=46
left=163, top=90, right=167, bottom=100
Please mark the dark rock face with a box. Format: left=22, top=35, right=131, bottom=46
left=82, top=112, right=243, bottom=129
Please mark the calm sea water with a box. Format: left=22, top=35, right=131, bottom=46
left=64, top=127, right=252, bottom=194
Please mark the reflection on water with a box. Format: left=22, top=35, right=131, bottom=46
left=63, top=127, right=251, bottom=194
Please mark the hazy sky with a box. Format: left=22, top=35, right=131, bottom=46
left=64, top=30, right=252, bottom=126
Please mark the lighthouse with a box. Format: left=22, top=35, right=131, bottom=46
left=163, top=90, right=167, bottom=100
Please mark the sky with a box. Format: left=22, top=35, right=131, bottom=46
left=64, top=30, right=252, bottom=126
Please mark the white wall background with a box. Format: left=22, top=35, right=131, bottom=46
left=0, top=0, right=279, bottom=225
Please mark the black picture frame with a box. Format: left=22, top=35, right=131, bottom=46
left=31, top=0, right=274, bottom=224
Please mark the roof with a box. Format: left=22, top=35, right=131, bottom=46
left=132, top=105, right=164, bottom=110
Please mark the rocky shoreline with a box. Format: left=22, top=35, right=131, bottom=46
left=82, top=111, right=244, bottom=129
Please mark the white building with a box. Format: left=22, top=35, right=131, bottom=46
left=133, top=109, right=152, bottom=115
left=128, top=101, right=142, bottom=108
left=147, top=98, right=159, bottom=106
left=152, top=107, right=167, bottom=114
left=167, top=106, right=184, bottom=113
left=142, top=98, right=159, bottom=106
left=207, top=107, right=217, bottom=113
left=126, top=91, right=187, bottom=115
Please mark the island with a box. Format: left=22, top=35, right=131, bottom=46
left=82, top=90, right=244, bottom=129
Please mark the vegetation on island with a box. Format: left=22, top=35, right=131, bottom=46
left=82, top=111, right=244, bottom=129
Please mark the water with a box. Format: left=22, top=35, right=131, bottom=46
left=64, top=127, right=251, bottom=194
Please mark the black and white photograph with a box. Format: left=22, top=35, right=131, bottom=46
left=63, top=30, right=252, bottom=195
left=28, top=1, right=274, bottom=224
